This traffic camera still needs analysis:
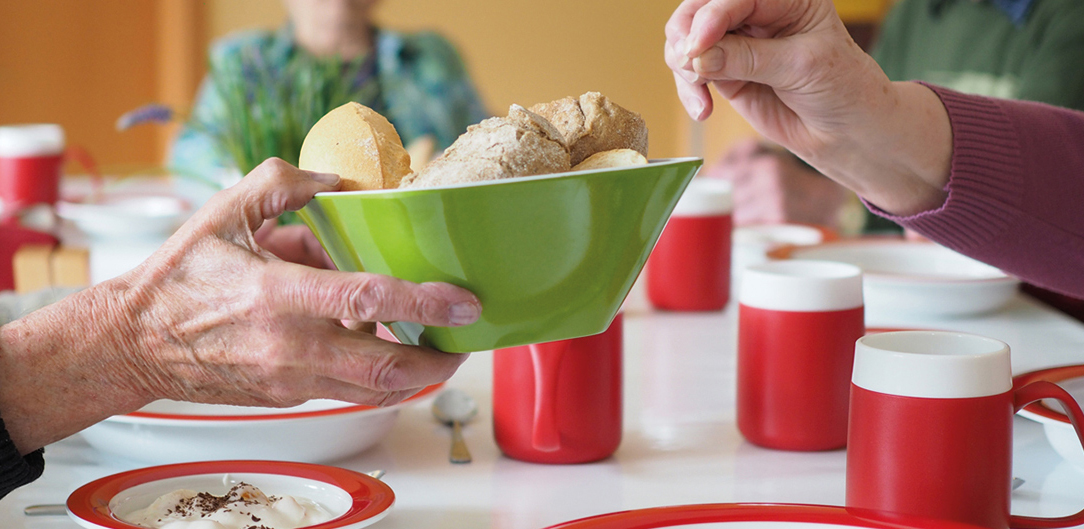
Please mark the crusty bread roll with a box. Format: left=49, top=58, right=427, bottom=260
left=299, top=102, right=412, bottom=191
left=399, top=105, right=570, bottom=189
left=571, top=148, right=648, bottom=171
left=530, top=91, right=648, bottom=166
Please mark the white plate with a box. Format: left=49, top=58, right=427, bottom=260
left=57, top=193, right=191, bottom=239
left=1015, top=365, right=1084, bottom=471
left=67, top=460, right=393, bottom=529
left=80, top=384, right=441, bottom=464
left=771, top=239, right=1018, bottom=317
left=542, top=503, right=987, bottom=529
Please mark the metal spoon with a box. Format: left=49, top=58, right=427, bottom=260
left=432, top=388, right=478, bottom=464
left=24, top=469, right=386, bottom=516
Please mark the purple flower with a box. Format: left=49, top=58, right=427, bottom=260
left=116, top=104, right=175, bottom=131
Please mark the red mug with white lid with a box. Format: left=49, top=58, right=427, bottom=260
left=0, top=124, right=66, bottom=209
left=847, top=331, right=1084, bottom=529
left=492, top=313, right=623, bottom=464
left=737, top=259, right=864, bottom=451
left=647, top=177, right=733, bottom=311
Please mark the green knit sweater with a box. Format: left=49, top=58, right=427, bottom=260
left=863, top=0, right=1084, bottom=233
left=872, top=0, right=1084, bottom=111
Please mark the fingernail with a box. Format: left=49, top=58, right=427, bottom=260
left=689, top=98, right=705, bottom=120
left=678, top=53, right=690, bottom=69
left=307, top=171, right=340, bottom=186
left=683, top=35, right=694, bottom=57
left=695, top=46, right=725, bottom=74
left=679, top=68, right=700, bottom=84
left=448, top=301, right=480, bottom=326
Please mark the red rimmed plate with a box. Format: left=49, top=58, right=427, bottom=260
left=79, top=384, right=443, bottom=464
left=542, top=503, right=987, bottom=529
left=1014, top=365, right=1084, bottom=470
left=68, top=460, right=393, bottom=529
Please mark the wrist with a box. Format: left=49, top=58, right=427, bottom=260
left=813, top=81, right=951, bottom=216
left=0, top=280, right=154, bottom=452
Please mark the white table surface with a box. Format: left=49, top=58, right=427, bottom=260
left=2, top=283, right=1083, bottom=529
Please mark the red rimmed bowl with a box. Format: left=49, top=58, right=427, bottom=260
left=1015, top=364, right=1084, bottom=471
left=68, top=460, right=393, bottom=529
left=79, top=384, right=441, bottom=464
left=542, top=503, right=988, bottom=529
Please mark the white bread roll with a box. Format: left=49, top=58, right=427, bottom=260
left=571, top=148, right=648, bottom=171
left=299, top=102, right=412, bottom=191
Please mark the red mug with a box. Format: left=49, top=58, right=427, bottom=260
left=847, top=331, right=1084, bottom=529
left=492, top=313, right=622, bottom=464
left=647, top=177, right=732, bottom=311
left=0, top=124, right=66, bottom=208
left=737, top=259, right=864, bottom=451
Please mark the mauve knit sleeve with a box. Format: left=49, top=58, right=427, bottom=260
left=864, top=83, right=1084, bottom=298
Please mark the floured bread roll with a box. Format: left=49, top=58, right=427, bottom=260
left=572, top=148, right=648, bottom=171
left=299, top=102, right=412, bottom=191
left=530, top=91, right=648, bottom=166
left=399, top=105, right=570, bottom=189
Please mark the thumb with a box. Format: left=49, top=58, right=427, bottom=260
left=690, top=33, right=803, bottom=89
left=216, top=158, right=342, bottom=233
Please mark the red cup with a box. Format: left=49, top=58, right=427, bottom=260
left=493, top=313, right=623, bottom=464
left=647, top=178, right=732, bottom=311
left=847, top=331, right=1084, bottom=529
left=0, top=124, right=66, bottom=208
left=737, top=259, right=864, bottom=451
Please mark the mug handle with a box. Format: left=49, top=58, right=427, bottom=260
left=1010, top=380, right=1084, bottom=529
left=529, top=341, right=570, bottom=452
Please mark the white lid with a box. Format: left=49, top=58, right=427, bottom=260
left=739, top=259, right=863, bottom=311
left=672, top=177, right=732, bottom=216
left=0, top=124, right=65, bottom=157
left=853, top=331, right=1011, bottom=398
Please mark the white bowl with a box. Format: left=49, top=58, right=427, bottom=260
left=732, top=223, right=836, bottom=280
left=67, top=460, right=393, bottom=529
left=57, top=193, right=191, bottom=239
left=1015, top=365, right=1084, bottom=471
left=771, top=239, right=1018, bottom=317
left=80, top=384, right=441, bottom=464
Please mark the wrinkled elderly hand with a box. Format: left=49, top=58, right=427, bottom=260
left=0, top=158, right=481, bottom=454
left=664, top=0, right=953, bottom=216
left=705, top=138, right=847, bottom=228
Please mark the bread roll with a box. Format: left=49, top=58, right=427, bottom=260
left=299, top=102, right=412, bottom=191
left=530, top=91, right=648, bottom=166
left=400, top=105, right=570, bottom=189
left=571, top=148, right=648, bottom=171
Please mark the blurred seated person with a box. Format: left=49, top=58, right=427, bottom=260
left=169, top=0, right=488, bottom=185
left=703, top=0, right=1084, bottom=234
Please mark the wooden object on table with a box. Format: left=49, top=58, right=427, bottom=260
left=11, top=244, right=90, bottom=293
left=50, top=246, right=90, bottom=288
left=0, top=222, right=58, bottom=291
left=13, top=244, right=54, bottom=294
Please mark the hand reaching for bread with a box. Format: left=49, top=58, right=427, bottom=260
left=299, top=92, right=649, bottom=191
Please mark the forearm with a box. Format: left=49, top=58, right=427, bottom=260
left=807, top=81, right=953, bottom=217
left=866, top=86, right=1084, bottom=297
left=0, top=279, right=153, bottom=454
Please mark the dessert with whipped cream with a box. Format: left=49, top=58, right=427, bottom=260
left=120, top=482, right=334, bottom=529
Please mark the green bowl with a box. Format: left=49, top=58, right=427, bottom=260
left=299, top=157, right=702, bottom=352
